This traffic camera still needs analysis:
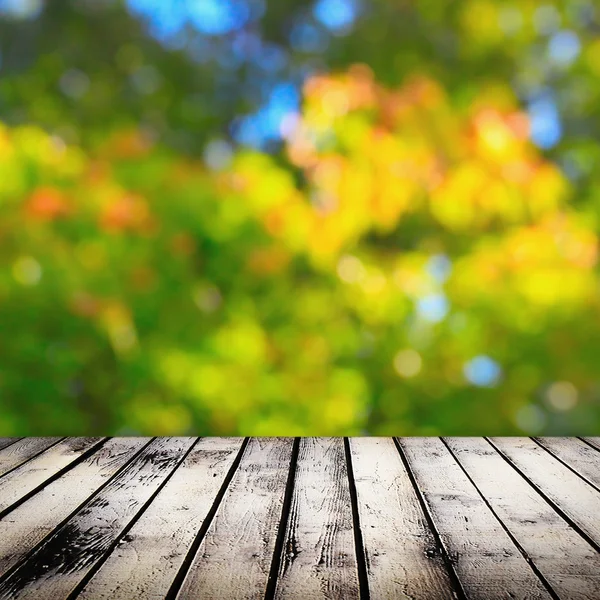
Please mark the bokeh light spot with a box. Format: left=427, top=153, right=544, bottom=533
left=130, top=65, right=161, bottom=95
left=193, top=284, right=223, bottom=313
left=204, top=139, right=233, bottom=170
left=255, top=43, right=288, bottom=73
left=337, top=254, right=366, bottom=283
left=126, top=0, right=187, bottom=40
left=498, top=7, right=523, bottom=35
left=533, top=4, right=560, bottom=35
left=416, top=293, right=449, bottom=322
left=393, top=349, right=422, bottom=378
left=545, top=381, right=578, bottom=411
left=12, top=256, right=42, bottom=286
left=515, top=404, right=547, bottom=433
left=548, top=30, right=581, bottom=67
left=59, top=70, right=91, bottom=100
left=528, top=94, right=562, bottom=149
left=233, top=81, right=300, bottom=148
left=289, top=20, right=329, bottom=53
left=0, top=0, right=42, bottom=19
left=187, top=0, right=250, bottom=36
left=463, top=355, right=501, bottom=387
left=313, top=0, right=358, bottom=33
left=426, top=254, right=452, bottom=283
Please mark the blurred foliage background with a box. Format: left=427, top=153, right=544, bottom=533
left=1, top=0, right=600, bottom=436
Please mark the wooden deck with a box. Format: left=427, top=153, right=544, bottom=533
left=0, top=438, right=598, bottom=599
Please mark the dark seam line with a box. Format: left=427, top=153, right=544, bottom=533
left=67, top=437, right=202, bottom=599
left=0, top=436, right=157, bottom=587
left=485, top=437, right=600, bottom=554
left=343, top=437, right=370, bottom=600
left=164, top=437, right=250, bottom=600
left=393, top=437, right=467, bottom=600
left=441, top=438, right=560, bottom=600
left=0, top=437, right=67, bottom=482
left=0, top=438, right=110, bottom=520
left=577, top=437, right=600, bottom=454
left=531, top=437, right=600, bottom=494
left=0, top=438, right=23, bottom=452
left=264, top=437, right=301, bottom=600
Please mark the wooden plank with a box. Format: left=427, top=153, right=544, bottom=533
left=489, top=437, right=600, bottom=546
left=534, top=437, right=600, bottom=491
left=0, top=437, right=106, bottom=514
left=0, top=437, right=195, bottom=600
left=397, top=437, right=553, bottom=600
left=76, top=438, right=244, bottom=600
left=174, top=437, right=294, bottom=600
left=0, top=438, right=151, bottom=577
left=445, top=437, right=600, bottom=600
left=0, top=438, right=62, bottom=477
left=581, top=437, right=600, bottom=452
left=349, top=437, right=456, bottom=600
left=273, top=438, right=359, bottom=600
left=0, top=439, right=20, bottom=452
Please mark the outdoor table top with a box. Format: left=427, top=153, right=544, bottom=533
left=0, top=436, right=598, bottom=599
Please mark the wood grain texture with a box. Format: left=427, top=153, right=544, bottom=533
left=175, top=437, right=294, bottom=600
left=0, top=441, right=19, bottom=453
left=0, top=437, right=105, bottom=514
left=349, top=437, right=456, bottom=600
left=77, top=438, right=244, bottom=600
left=397, top=437, right=553, bottom=600
left=0, top=437, right=151, bottom=577
left=445, top=437, right=600, bottom=600
left=581, top=438, right=600, bottom=452
left=489, top=437, right=600, bottom=546
left=273, top=437, right=359, bottom=600
left=534, top=437, right=600, bottom=491
left=0, top=438, right=62, bottom=477
left=0, top=437, right=195, bottom=600
left=0, top=437, right=596, bottom=600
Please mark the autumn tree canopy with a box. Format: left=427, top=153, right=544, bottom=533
left=1, top=0, right=599, bottom=435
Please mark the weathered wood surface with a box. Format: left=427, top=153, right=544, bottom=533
left=581, top=437, right=600, bottom=452
left=77, top=437, right=244, bottom=600
left=444, top=437, right=600, bottom=600
left=0, top=437, right=151, bottom=576
left=398, top=437, right=552, bottom=600
left=0, top=437, right=195, bottom=599
left=0, top=440, right=20, bottom=453
left=489, top=437, right=600, bottom=547
left=0, top=437, right=597, bottom=600
left=534, top=437, right=600, bottom=491
left=349, top=437, right=455, bottom=599
left=0, top=437, right=105, bottom=515
left=273, top=438, right=359, bottom=600
left=0, top=438, right=62, bottom=477
left=174, top=437, right=294, bottom=600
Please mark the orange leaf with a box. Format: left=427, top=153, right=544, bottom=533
left=25, top=187, right=70, bottom=221
left=100, top=194, right=151, bottom=232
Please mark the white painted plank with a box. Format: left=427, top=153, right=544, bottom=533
left=273, top=438, right=360, bottom=600
left=77, top=438, right=244, bottom=600
left=0, top=437, right=195, bottom=599
left=0, top=438, right=62, bottom=477
left=446, top=437, right=600, bottom=600
left=581, top=437, right=600, bottom=453
left=0, top=437, right=105, bottom=514
left=349, top=437, right=456, bottom=600
left=0, top=438, right=151, bottom=577
left=534, top=437, right=600, bottom=491
left=398, top=437, right=553, bottom=600
left=175, top=437, right=294, bottom=600
left=489, top=437, right=600, bottom=546
left=0, top=439, right=20, bottom=452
